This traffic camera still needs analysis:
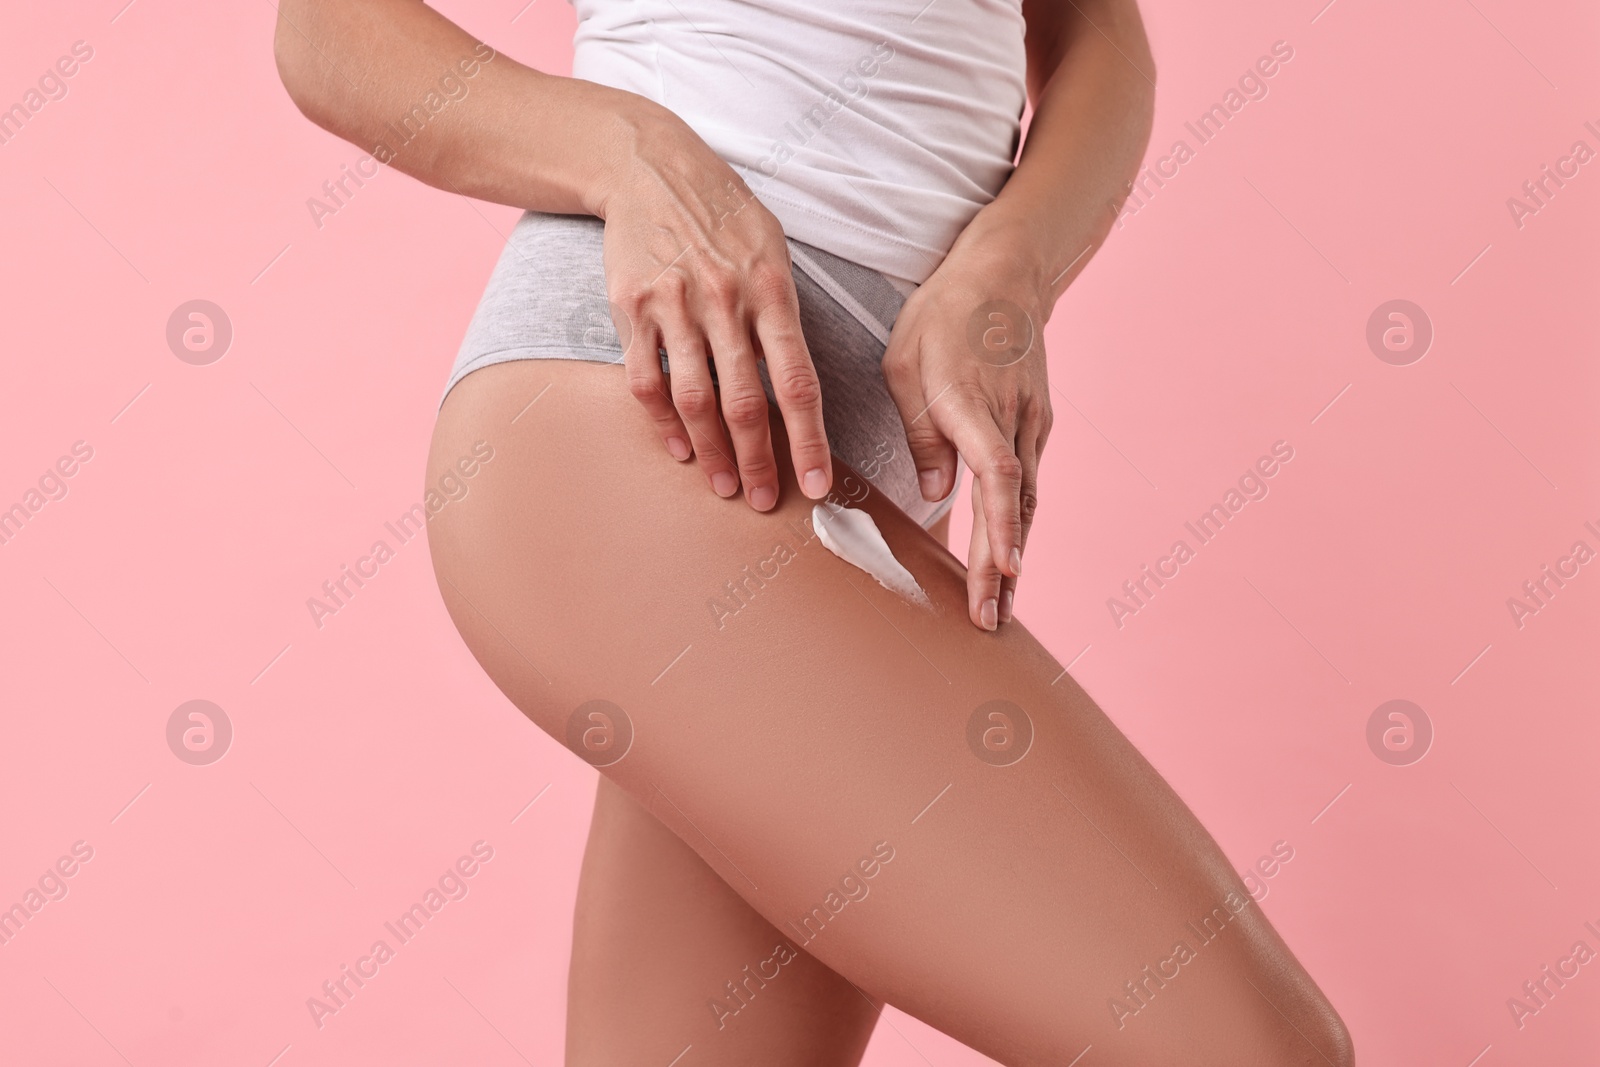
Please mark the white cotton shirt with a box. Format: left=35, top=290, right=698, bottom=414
left=569, top=0, right=1028, bottom=288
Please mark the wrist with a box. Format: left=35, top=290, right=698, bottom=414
left=582, top=95, right=764, bottom=242
left=580, top=97, right=648, bottom=219
left=941, top=207, right=1055, bottom=318
left=579, top=91, right=685, bottom=218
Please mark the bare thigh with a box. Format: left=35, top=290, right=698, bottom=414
left=427, top=359, right=1353, bottom=1067
left=567, top=519, right=953, bottom=1066
left=568, top=778, right=881, bottom=1065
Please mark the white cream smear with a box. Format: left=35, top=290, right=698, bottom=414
left=812, top=503, right=930, bottom=606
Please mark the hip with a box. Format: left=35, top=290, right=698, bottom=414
left=442, top=211, right=961, bottom=528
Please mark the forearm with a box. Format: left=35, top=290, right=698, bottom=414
left=272, top=0, right=676, bottom=218
left=949, top=0, right=1156, bottom=317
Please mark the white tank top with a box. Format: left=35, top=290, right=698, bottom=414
left=570, top=0, right=1027, bottom=288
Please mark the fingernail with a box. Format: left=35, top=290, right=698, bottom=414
left=666, top=436, right=690, bottom=461
left=750, top=485, right=777, bottom=511
left=712, top=471, right=739, bottom=497
left=980, top=598, right=998, bottom=631
left=998, top=588, right=1014, bottom=623
left=803, top=467, right=829, bottom=498
left=1008, top=547, right=1022, bottom=576
left=919, top=469, right=943, bottom=500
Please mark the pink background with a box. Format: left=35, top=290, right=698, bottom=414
left=2, top=0, right=1596, bottom=1064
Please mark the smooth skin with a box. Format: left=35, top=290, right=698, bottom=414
left=276, top=2, right=1354, bottom=1064
left=571, top=778, right=884, bottom=1064
left=426, top=357, right=1352, bottom=1066
left=572, top=524, right=946, bottom=1066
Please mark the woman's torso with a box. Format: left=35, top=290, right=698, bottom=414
left=569, top=0, right=1028, bottom=288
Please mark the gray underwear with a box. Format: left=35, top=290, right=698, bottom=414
left=440, top=211, right=961, bottom=529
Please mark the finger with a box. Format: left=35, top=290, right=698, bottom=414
left=751, top=271, right=832, bottom=499
left=703, top=312, right=780, bottom=512
left=966, top=476, right=1004, bottom=631
left=620, top=319, right=691, bottom=462
left=938, top=395, right=1024, bottom=579
left=881, top=335, right=958, bottom=501
left=659, top=315, right=741, bottom=498
left=998, top=407, right=1043, bottom=625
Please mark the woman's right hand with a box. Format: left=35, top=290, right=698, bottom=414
left=272, top=0, right=828, bottom=512
left=595, top=105, right=834, bottom=512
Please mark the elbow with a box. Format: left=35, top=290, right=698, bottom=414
left=1105, top=0, right=1157, bottom=106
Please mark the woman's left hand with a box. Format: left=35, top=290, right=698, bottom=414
left=882, top=245, right=1054, bottom=631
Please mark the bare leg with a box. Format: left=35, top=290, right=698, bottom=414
left=428, top=360, right=1353, bottom=1067
left=568, top=778, right=881, bottom=1065
left=565, top=495, right=954, bottom=1066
